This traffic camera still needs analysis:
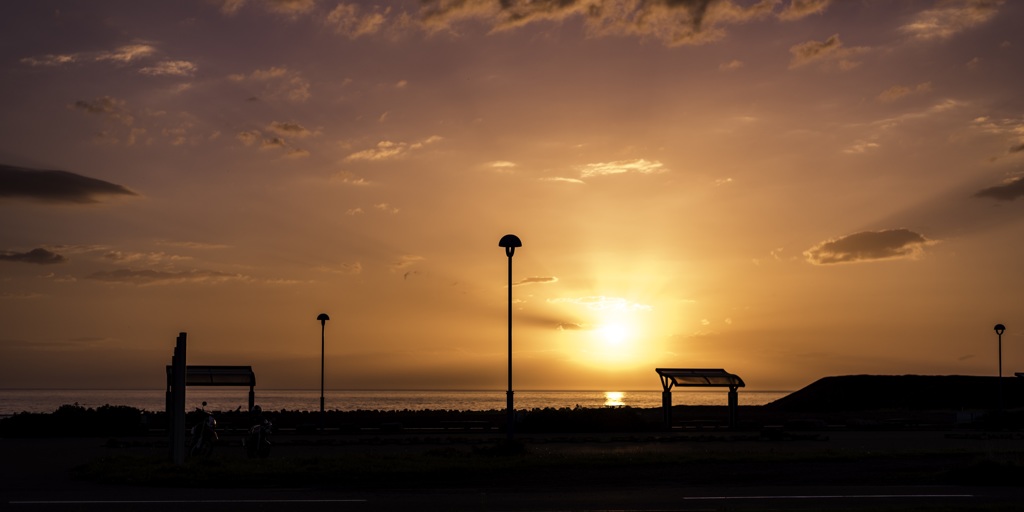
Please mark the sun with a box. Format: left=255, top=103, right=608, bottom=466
left=595, top=322, right=632, bottom=347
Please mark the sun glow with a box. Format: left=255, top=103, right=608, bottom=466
left=595, top=322, right=632, bottom=347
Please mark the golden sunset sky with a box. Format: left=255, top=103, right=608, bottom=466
left=1, top=0, right=1023, bottom=393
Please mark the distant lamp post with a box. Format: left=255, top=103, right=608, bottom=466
left=318, top=313, right=330, bottom=421
left=499, top=234, right=522, bottom=440
left=995, top=323, right=1005, bottom=414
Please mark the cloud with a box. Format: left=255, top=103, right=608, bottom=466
left=788, top=33, right=868, bottom=70
left=94, top=43, right=157, bottom=63
left=0, top=164, right=137, bottom=204
left=20, top=53, right=79, bottom=67
left=842, top=140, right=880, bottom=154
left=266, top=0, right=317, bottom=16
left=422, top=0, right=799, bottom=47
left=261, top=137, right=287, bottom=150
left=877, top=82, right=932, bottom=102
left=333, top=171, right=371, bottom=186
left=319, top=261, right=363, bottom=275
left=557, top=322, right=584, bottom=331
left=900, top=0, right=1003, bottom=41
left=70, top=97, right=134, bottom=125
left=236, top=130, right=261, bottom=146
left=548, top=296, right=653, bottom=311
left=236, top=129, right=308, bottom=156
left=86, top=268, right=248, bottom=285
left=103, top=250, right=191, bottom=265
left=374, top=202, right=400, bottom=214
left=0, top=248, right=67, bottom=265
left=778, top=0, right=831, bottom=21
left=513, top=276, right=558, bottom=286
left=390, top=255, right=424, bottom=272
left=578, top=159, right=665, bottom=178
left=804, top=228, right=932, bottom=265
left=542, top=177, right=586, bottom=184
left=969, top=116, right=1024, bottom=156
left=974, top=176, right=1024, bottom=201
left=228, top=66, right=310, bottom=102
left=489, top=160, right=516, bottom=170
left=268, top=121, right=313, bottom=138
left=326, top=3, right=391, bottom=38
left=718, top=59, right=744, bottom=71
left=138, top=60, right=198, bottom=77
left=344, top=136, right=443, bottom=162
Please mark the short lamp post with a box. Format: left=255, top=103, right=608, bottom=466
left=318, top=313, right=330, bottom=423
left=499, top=234, right=522, bottom=440
left=995, top=323, right=1005, bottom=415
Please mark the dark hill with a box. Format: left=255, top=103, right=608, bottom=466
left=765, top=374, right=1024, bottom=412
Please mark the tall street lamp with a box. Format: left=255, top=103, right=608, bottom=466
left=499, top=234, right=522, bottom=440
left=995, top=323, right=1005, bottom=415
left=318, top=313, right=330, bottom=421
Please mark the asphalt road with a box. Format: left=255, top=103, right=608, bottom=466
left=4, top=433, right=1023, bottom=511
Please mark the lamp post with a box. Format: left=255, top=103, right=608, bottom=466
left=317, top=313, right=330, bottom=422
left=499, top=234, right=522, bottom=440
left=995, top=323, right=1005, bottom=415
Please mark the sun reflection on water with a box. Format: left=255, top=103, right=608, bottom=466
left=604, top=391, right=626, bottom=407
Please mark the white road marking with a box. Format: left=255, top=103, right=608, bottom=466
left=10, top=499, right=367, bottom=504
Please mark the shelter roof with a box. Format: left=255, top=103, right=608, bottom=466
left=165, top=365, right=255, bottom=387
left=656, top=368, right=745, bottom=390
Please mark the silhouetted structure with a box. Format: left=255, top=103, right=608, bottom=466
left=165, top=332, right=257, bottom=464
left=499, top=234, right=522, bottom=440
left=995, top=323, right=1006, bottom=415
left=656, top=368, right=745, bottom=429
left=318, top=313, right=330, bottom=420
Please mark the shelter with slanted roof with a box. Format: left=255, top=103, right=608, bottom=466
left=165, top=364, right=257, bottom=412
left=656, top=368, right=745, bottom=429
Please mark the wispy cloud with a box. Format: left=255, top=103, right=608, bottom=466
left=228, top=66, right=310, bottom=102
left=513, top=276, right=558, bottom=286
left=788, top=34, right=869, bottom=71
left=422, top=0, right=819, bottom=48
left=390, top=255, right=423, bottom=273
left=877, top=82, right=932, bottom=102
left=268, top=121, right=313, bottom=138
left=718, top=59, right=744, bottom=71
left=344, top=136, right=443, bottom=162
left=0, top=248, right=67, bottom=265
left=804, top=228, right=932, bottom=265
left=541, top=177, right=585, bottom=184
left=778, top=0, right=831, bottom=21
left=332, top=171, right=371, bottom=186
left=548, top=296, right=652, bottom=311
left=139, top=60, right=198, bottom=77
left=900, top=0, right=1003, bottom=41
left=87, top=268, right=249, bottom=285
left=70, top=97, right=134, bottom=126
left=578, top=159, right=664, bottom=178
left=103, top=250, right=192, bottom=265
left=325, top=2, right=391, bottom=38
left=0, top=164, right=136, bottom=204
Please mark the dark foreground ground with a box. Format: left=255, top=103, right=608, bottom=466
left=3, top=427, right=1024, bottom=511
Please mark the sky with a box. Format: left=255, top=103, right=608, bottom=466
left=1, top=0, right=1023, bottom=394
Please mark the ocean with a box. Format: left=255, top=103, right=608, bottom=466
left=0, top=389, right=789, bottom=416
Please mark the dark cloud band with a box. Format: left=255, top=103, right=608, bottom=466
left=0, top=248, right=67, bottom=265
left=805, top=228, right=930, bottom=265
left=0, top=164, right=136, bottom=204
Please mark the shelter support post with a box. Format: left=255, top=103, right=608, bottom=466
left=662, top=390, right=673, bottom=429
left=249, top=386, right=255, bottom=412
left=170, top=332, right=187, bottom=465
left=728, top=386, right=738, bottom=429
